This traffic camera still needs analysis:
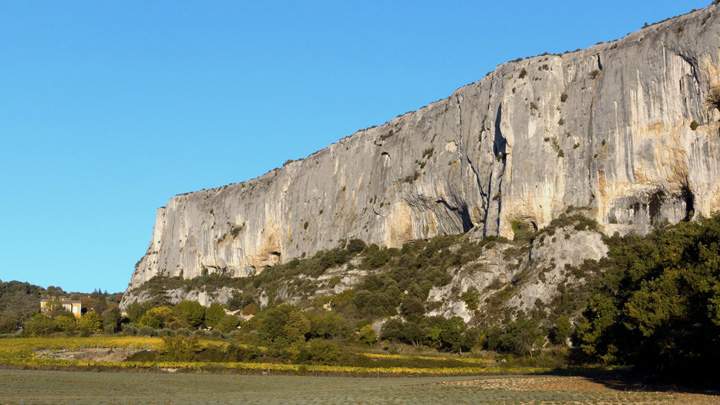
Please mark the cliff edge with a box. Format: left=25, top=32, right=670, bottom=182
left=122, top=5, right=720, bottom=304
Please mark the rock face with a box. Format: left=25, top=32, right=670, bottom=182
left=122, top=6, right=720, bottom=303
left=427, top=220, right=608, bottom=322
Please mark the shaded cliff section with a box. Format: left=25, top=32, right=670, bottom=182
left=123, top=5, right=720, bottom=300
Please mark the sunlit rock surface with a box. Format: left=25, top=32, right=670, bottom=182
left=123, top=5, right=720, bottom=305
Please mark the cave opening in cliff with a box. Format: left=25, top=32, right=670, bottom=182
left=460, top=204, right=474, bottom=232
left=681, top=184, right=695, bottom=221
left=648, top=191, right=664, bottom=226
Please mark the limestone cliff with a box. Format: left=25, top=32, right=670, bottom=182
left=123, top=5, right=720, bottom=302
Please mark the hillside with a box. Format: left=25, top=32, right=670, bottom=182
left=124, top=212, right=606, bottom=324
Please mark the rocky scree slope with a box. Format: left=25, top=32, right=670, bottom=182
left=122, top=5, right=720, bottom=306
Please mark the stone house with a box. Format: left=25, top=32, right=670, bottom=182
left=40, top=299, right=82, bottom=318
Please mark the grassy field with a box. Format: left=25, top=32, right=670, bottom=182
left=1, top=337, right=717, bottom=403
left=0, top=336, right=550, bottom=376
left=1, top=369, right=717, bottom=404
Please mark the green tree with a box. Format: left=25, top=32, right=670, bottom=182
left=499, top=315, right=542, bottom=356
left=307, top=311, right=348, bottom=339
left=461, top=327, right=480, bottom=352
left=550, top=315, right=573, bottom=345
left=125, top=302, right=150, bottom=323
left=24, top=313, right=55, bottom=336
left=162, top=335, right=199, bottom=361
left=227, top=291, right=254, bottom=312
left=461, top=287, right=480, bottom=310
left=353, top=275, right=401, bottom=317
left=173, top=301, right=205, bottom=329
left=400, top=295, right=425, bottom=322
left=401, top=321, right=424, bottom=347
left=204, top=303, right=226, bottom=329
left=296, top=339, right=342, bottom=364
left=484, top=315, right=542, bottom=356
left=346, top=238, right=367, bottom=254
left=101, top=307, right=121, bottom=332
left=138, top=306, right=175, bottom=329
left=575, top=214, right=720, bottom=375
left=215, top=314, right=240, bottom=333
left=437, top=317, right=469, bottom=353
left=77, top=311, right=102, bottom=334
left=45, top=286, right=65, bottom=297
left=357, top=324, right=377, bottom=346
left=380, top=319, right=424, bottom=347
left=81, top=296, right=108, bottom=315
left=575, top=295, right=619, bottom=361
left=361, top=249, right=390, bottom=269
left=284, top=311, right=311, bottom=343
left=380, top=318, right=405, bottom=343
left=421, top=317, right=446, bottom=349
left=256, top=304, right=310, bottom=344
left=53, top=313, right=77, bottom=333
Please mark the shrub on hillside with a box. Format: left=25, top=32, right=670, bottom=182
left=125, top=301, right=151, bottom=323
left=307, top=311, right=349, bottom=340
left=24, top=314, right=55, bottom=336
left=121, top=323, right=139, bottom=335
left=204, top=303, right=225, bottom=329
left=53, top=313, right=77, bottom=333
left=138, top=306, right=176, bottom=329
left=215, top=314, right=240, bottom=333
left=296, top=339, right=342, bottom=364
left=101, top=307, right=121, bottom=332
left=162, top=335, right=199, bottom=361
left=461, top=287, right=480, bottom=310
left=173, top=301, right=205, bottom=329
left=357, top=324, right=377, bottom=346
left=255, top=304, right=310, bottom=344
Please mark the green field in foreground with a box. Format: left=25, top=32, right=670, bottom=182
left=0, top=369, right=713, bottom=404
left=0, top=336, right=551, bottom=376
left=1, top=337, right=716, bottom=404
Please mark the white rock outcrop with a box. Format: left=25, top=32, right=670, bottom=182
left=122, top=5, right=720, bottom=304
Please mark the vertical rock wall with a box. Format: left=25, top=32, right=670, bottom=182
left=124, top=5, right=720, bottom=296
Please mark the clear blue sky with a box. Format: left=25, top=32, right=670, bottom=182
left=0, top=1, right=709, bottom=293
